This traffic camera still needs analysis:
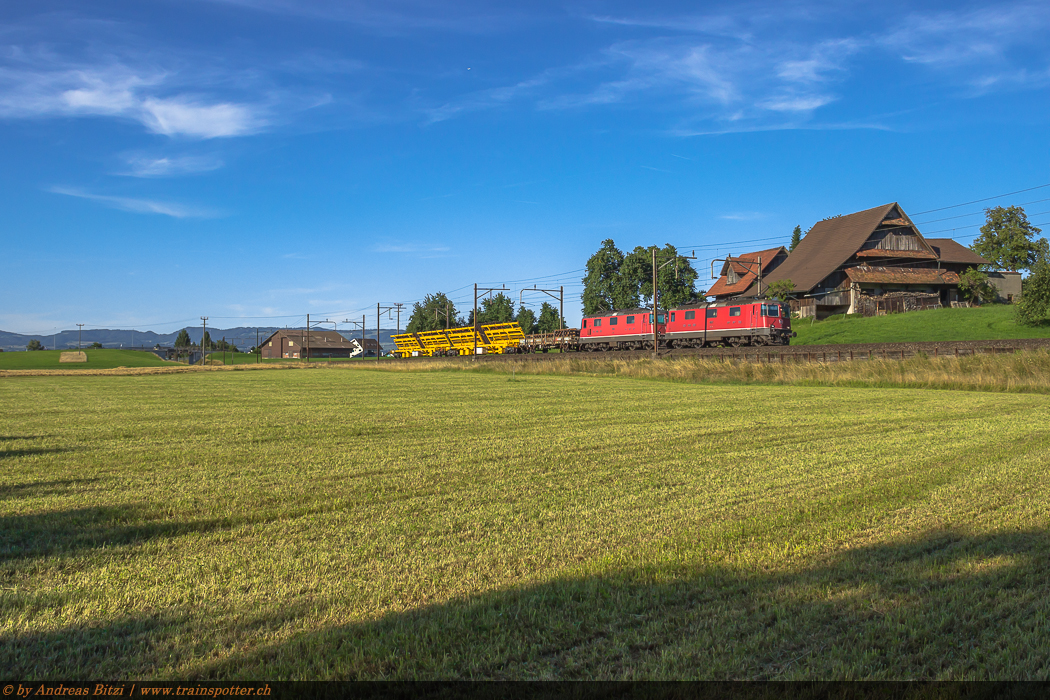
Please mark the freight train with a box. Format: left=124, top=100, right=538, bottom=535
left=391, top=299, right=794, bottom=357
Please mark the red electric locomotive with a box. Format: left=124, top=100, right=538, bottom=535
left=579, top=308, right=666, bottom=351
left=578, top=299, right=793, bottom=351
left=663, top=299, right=794, bottom=348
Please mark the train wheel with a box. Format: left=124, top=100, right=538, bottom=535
left=728, top=337, right=742, bottom=348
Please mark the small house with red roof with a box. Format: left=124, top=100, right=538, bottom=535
left=707, top=246, right=789, bottom=300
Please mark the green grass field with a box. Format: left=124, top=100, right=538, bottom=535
left=0, top=349, right=176, bottom=370
left=2, top=367, right=1049, bottom=680
left=791, top=304, right=1050, bottom=345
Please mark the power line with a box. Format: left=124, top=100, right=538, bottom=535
left=911, top=183, right=1050, bottom=215
left=915, top=197, right=1050, bottom=225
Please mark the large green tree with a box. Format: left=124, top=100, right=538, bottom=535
left=406, top=292, right=461, bottom=333
left=972, top=206, right=1048, bottom=272
left=789, top=225, right=802, bottom=252
left=1016, top=261, right=1050, bottom=326
left=620, top=244, right=698, bottom=309
left=201, top=331, right=214, bottom=350
left=174, top=329, right=192, bottom=347
left=26, top=339, right=44, bottom=351
left=582, top=239, right=634, bottom=314
left=536, top=302, right=563, bottom=332
left=516, top=306, right=537, bottom=335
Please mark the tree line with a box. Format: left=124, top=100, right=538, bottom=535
left=404, top=292, right=565, bottom=335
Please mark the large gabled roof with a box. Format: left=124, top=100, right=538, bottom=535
left=759, top=203, right=900, bottom=293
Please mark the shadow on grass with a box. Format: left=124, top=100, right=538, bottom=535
left=0, top=504, right=232, bottom=561
left=0, top=446, right=72, bottom=460
left=189, top=528, right=1050, bottom=681
left=0, top=614, right=182, bottom=679
left=0, top=477, right=101, bottom=500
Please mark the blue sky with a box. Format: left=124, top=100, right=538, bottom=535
left=3, top=0, right=1049, bottom=334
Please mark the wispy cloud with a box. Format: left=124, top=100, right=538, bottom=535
left=194, top=0, right=535, bottom=34
left=118, top=154, right=224, bottom=177
left=371, top=242, right=451, bottom=254
left=0, top=61, right=267, bottom=138
left=720, top=212, right=766, bottom=221
left=48, top=186, right=221, bottom=218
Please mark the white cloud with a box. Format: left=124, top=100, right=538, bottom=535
left=119, top=154, right=224, bottom=177
left=0, top=61, right=265, bottom=139
left=48, top=186, right=221, bottom=218
left=140, top=97, right=263, bottom=137
left=720, top=212, right=766, bottom=221
left=371, top=243, right=451, bottom=254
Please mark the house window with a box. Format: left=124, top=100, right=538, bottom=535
left=728, top=269, right=739, bottom=284
left=685, top=310, right=695, bottom=320
left=289, top=340, right=295, bottom=346
left=729, top=307, right=741, bottom=317
left=609, top=317, right=618, bottom=326
left=626, top=316, right=635, bottom=324
left=268, top=341, right=272, bottom=347
left=707, top=308, right=718, bottom=319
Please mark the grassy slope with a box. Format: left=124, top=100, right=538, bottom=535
left=0, top=349, right=175, bottom=370
left=2, top=368, right=1048, bottom=680
left=791, top=304, right=1050, bottom=345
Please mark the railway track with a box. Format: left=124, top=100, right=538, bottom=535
left=384, top=337, right=1050, bottom=365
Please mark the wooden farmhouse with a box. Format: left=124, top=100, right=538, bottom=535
left=712, top=203, right=993, bottom=318
left=259, top=329, right=362, bottom=359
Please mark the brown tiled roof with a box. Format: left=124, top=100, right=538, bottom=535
left=260, top=329, right=358, bottom=349
left=926, top=238, right=990, bottom=266
left=760, top=203, right=899, bottom=292
left=854, top=249, right=938, bottom=259
left=845, top=266, right=960, bottom=285
left=707, top=246, right=787, bottom=297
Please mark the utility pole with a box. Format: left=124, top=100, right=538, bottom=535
left=256, top=328, right=260, bottom=363
left=77, top=323, right=84, bottom=351
left=473, top=284, right=507, bottom=356
left=651, top=248, right=698, bottom=358
left=377, top=304, right=398, bottom=362
left=201, top=317, right=208, bottom=366
left=519, top=285, right=565, bottom=330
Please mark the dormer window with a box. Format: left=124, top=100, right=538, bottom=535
left=728, top=269, right=739, bottom=284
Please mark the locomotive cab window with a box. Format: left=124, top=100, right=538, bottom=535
left=656, top=313, right=666, bottom=323
left=582, top=319, right=587, bottom=328
left=729, top=307, right=742, bottom=317
left=626, top=316, right=635, bottom=324
left=684, top=310, right=695, bottom=320
left=609, top=317, right=618, bottom=326
left=707, top=308, right=718, bottom=319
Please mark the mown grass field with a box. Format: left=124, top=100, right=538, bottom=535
left=0, top=349, right=176, bottom=370
left=2, top=366, right=1049, bottom=680
left=791, top=304, right=1050, bottom=345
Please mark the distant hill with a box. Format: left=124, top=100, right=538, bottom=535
left=0, top=326, right=399, bottom=352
